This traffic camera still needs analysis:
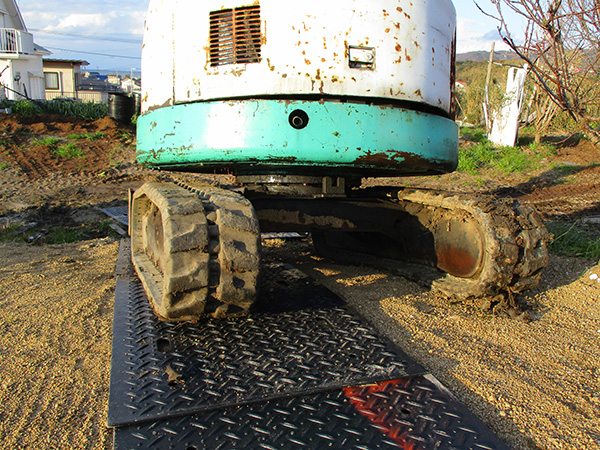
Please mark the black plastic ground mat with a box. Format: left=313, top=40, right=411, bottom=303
left=100, top=206, right=129, bottom=226
left=113, top=376, right=510, bottom=450
left=108, top=241, right=425, bottom=428
left=110, top=240, right=510, bottom=450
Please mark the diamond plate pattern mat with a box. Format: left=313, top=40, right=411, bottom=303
left=108, top=241, right=425, bottom=428
left=114, top=376, right=510, bottom=450
left=100, top=206, right=129, bottom=226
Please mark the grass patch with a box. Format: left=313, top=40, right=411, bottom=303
left=53, top=143, right=84, bottom=159
left=116, top=130, right=134, bottom=141
left=460, top=127, right=487, bottom=143
left=0, top=219, right=118, bottom=244
left=34, top=137, right=61, bottom=147
left=547, top=221, right=600, bottom=260
left=45, top=220, right=118, bottom=244
left=68, top=131, right=105, bottom=141
left=458, top=141, right=556, bottom=175
left=0, top=222, right=24, bottom=241
left=0, top=162, right=7, bottom=170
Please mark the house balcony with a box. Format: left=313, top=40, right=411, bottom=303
left=0, top=28, right=35, bottom=56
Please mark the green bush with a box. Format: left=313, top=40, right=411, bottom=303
left=38, top=100, right=107, bottom=120
left=2, top=99, right=107, bottom=120
left=12, top=100, right=42, bottom=116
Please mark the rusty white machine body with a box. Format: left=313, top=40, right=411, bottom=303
left=130, top=0, right=549, bottom=321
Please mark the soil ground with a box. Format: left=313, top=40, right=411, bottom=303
left=0, top=114, right=599, bottom=449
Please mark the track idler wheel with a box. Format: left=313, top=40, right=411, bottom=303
left=130, top=182, right=260, bottom=321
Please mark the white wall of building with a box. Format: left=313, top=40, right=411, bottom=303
left=0, top=0, right=48, bottom=100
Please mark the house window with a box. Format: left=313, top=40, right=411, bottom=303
left=44, top=72, right=60, bottom=90
left=209, top=5, right=261, bottom=66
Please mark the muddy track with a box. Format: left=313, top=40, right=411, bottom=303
left=9, top=144, right=52, bottom=179
left=130, top=181, right=260, bottom=321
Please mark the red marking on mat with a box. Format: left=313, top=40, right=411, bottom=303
left=343, top=379, right=418, bottom=450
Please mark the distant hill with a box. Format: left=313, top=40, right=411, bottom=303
left=457, top=50, right=520, bottom=62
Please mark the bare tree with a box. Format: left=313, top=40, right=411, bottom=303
left=476, top=0, right=600, bottom=146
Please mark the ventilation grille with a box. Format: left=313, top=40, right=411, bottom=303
left=209, top=5, right=262, bottom=66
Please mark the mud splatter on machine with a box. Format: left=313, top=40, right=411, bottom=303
left=131, top=0, right=549, bottom=321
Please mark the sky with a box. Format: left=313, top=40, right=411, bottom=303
left=16, top=0, right=523, bottom=73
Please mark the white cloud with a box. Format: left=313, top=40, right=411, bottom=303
left=46, top=12, right=117, bottom=31
left=456, top=18, right=512, bottom=53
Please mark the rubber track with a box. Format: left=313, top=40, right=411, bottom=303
left=396, top=188, right=550, bottom=298
left=181, top=182, right=261, bottom=318
left=314, top=188, right=550, bottom=299
left=130, top=181, right=260, bottom=321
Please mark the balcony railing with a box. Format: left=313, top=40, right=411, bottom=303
left=0, top=28, right=34, bottom=55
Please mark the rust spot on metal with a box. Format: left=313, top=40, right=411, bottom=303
left=414, top=88, right=422, bottom=98
left=304, top=59, right=312, bottom=65
left=331, top=75, right=339, bottom=83
left=436, top=244, right=481, bottom=278
left=405, top=49, right=411, bottom=62
left=315, top=69, right=321, bottom=80
left=432, top=47, right=435, bottom=54
left=395, top=44, right=402, bottom=52
left=354, top=150, right=449, bottom=171
left=321, top=58, right=326, bottom=63
left=385, top=28, right=391, bottom=33
left=396, top=7, right=411, bottom=19
left=394, top=22, right=400, bottom=30
left=147, top=99, right=173, bottom=113
left=382, top=9, right=389, bottom=18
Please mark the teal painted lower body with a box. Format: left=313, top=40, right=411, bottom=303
left=136, top=99, right=458, bottom=177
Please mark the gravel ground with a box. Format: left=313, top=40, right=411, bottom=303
left=0, top=237, right=598, bottom=449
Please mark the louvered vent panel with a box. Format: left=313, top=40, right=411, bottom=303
left=209, top=5, right=261, bottom=66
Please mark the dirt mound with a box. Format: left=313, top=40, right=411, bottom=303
left=0, top=113, right=135, bottom=180
left=92, top=116, right=121, bottom=132
left=0, top=113, right=145, bottom=214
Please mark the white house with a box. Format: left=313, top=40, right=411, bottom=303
left=0, top=0, right=49, bottom=100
